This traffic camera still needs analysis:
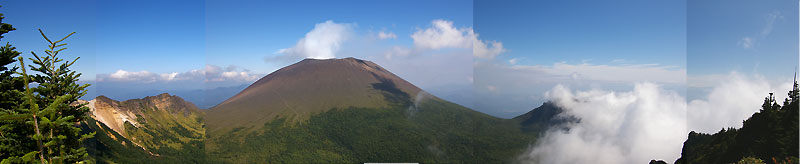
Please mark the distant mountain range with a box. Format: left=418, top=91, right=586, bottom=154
left=91, top=84, right=249, bottom=109
left=80, top=93, right=206, bottom=163
left=78, top=57, right=575, bottom=163
left=79, top=57, right=800, bottom=163
left=203, top=57, right=550, bottom=163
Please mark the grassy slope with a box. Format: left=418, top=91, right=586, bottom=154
left=83, top=104, right=207, bottom=163
left=205, top=71, right=539, bottom=163
left=82, top=117, right=153, bottom=164
left=206, top=99, right=534, bottom=163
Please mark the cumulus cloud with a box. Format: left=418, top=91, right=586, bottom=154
left=100, top=70, right=202, bottom=83
left=473, top=38, right=506, bottom=59
left=97, top=64, right=260, bottom=84
left=515, top=72, right=793, bottom=163
left=275, top=20, right=354, bottom=59
left=409, top=19, right=506, bottom=59
left=411, top=19, right=473, bottom=50
left=687, top=72, right=791, bottom=133
left=377, top=31, right=397, bottom=40
left=520, top=83, right=687, bottom=164
left=204, top=65, right=261, bottom=82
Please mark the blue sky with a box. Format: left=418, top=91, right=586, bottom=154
left=475, top=0, right=686, bottom=67
left=473, top=0, right=688, bottom=118
left=0, top=0, right=477, bottom=110
left=684, top=0, right=798, bottom=135
left=2, top=0, right=97, bottom=80
left=206, top=0, right=472, bottom=73
left=2, top=0, right=797, bottom=118
left=96, top=1, right=206, bottom=73
left=687, top=0, right=798, bottom=95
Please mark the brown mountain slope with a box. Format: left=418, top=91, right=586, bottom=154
left=89, top=93, right=200, bottom=138
left=205, top=57, right=424, bottom=134
left=82, top=93, right=206, bottom=162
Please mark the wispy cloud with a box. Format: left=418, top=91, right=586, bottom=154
left=204, top=65, right=261, bottom=82
left=383, top=46, right=411, bottom=60
left=473, top=38, right=506, bottom=59
left=508, top=58, right=519, bottom=65
left=499, top=62, right=686, bottom=84
left=473, top=60, right=685, bottom=118
left=377, top=30, right=397, bottom=40
left=738, top=11, right=783, bottom=49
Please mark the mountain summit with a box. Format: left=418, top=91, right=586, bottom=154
left=206, top=57, right=424, bottom=134
left=81, top=93, right=205, bottom=162
left=203, top=57, right=535, bottom=163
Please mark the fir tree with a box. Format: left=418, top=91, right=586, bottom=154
left=0, top=7, right=32, bottom=163
left=0, top=29, right=94, bottom=163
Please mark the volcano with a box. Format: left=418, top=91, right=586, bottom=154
left=205, top=57, right=427, bottom=134
left=202, top=57, right=536, bottom=163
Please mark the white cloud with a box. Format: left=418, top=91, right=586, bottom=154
left=516, top=72, right=793, bottom=163
left=98, top=64, right=260, bottom=84
left=760, top=11, right=782, bottom=37
left=486, top=85, right=497, bottom=92
left=276, top=20, right=354, bottom=59
left=738, top=11, right=783, bottom=49
left=106, top=70, right=163, bottom=83
left=473, top=60, right=685, bottom=118
left=383, top=46, right=411, bottom=60
left=687, top=72, right=792, bottom=133
left=473, top=37, right=506, bottom=59
left=409, top=19, right=506, bottom=59
left=204, top=65, right=261, bottom=82
left=507, top=62, right=686, bottom=84
left=738, top=37, right=753, bottom=49
left=520, top=83, right=687, bottom=164
left=411, top=19, right=473, bottom=50
left=508, top=58, right=519, bottom=65
left=377, top=31, right=397, bottom=40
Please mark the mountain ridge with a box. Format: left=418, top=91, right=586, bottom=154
left=201, top=57, right=540, bottom=163
left=206, top=57, right=427, bottom=134
left=84, top=57, right=556, bottom=163
left=81, top=93, right=206, bottom=163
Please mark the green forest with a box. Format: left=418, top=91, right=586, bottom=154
left=676, top=84, right=799, bottom=164
left=0, top=4, right=798, bottom=164
left=206, top=98, right=535, bottom=163
left=0, top=8, right=95, bottom=163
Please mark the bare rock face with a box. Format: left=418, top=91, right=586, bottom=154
left=89, top=96, right=141, bottom=137
left=85, top=93, right=201, bottom=143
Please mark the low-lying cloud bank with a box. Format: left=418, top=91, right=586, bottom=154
left=472, top=60, right=686, bottom=118
left=520, top=83, right=686, bottom=164
left=687, top=72, right=792, bottom=133
left=97, top=64, right=261, bottom=85
left=518, top=72, right=791, bottom=164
